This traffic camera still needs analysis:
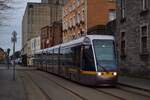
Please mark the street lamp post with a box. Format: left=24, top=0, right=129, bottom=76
left=11, top=31, right=17, bottom=80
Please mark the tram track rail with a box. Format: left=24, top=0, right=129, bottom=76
left=27, top=70, right=150, bottom=100
left=23, top=71, right=52, bottom=100
left=34, top=71, right=128, bottom=100
left=117, top=84, right=150, bottom=98
left=29, top=71, right=89, bottom=100
left=95, top=84, right=150, bottom=100
left=95, top=88, right=126, bottom=100
left=118, top=83, right=150, bottom=93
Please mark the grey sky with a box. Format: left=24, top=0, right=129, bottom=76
left=0, top=0, right=41, bottom=53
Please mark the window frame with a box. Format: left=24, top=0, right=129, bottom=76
left=120, top=31, right=126, bottom=58
left=142, top=0, right=148, bottom=11
left=140, top=23, right=149, bottom=54
left=120, top=0, right=125, bottom=19
left=108, top=9, right=116, bottom=21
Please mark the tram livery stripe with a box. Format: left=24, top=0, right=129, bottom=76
left=80, top=70, right=97, bottom=75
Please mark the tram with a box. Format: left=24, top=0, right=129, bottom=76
left=33, top=35, right=118, bottom=86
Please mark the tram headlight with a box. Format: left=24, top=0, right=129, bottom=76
left=97, top=72, right=102, bottom=76
left=113, top=72, right=117, bottom=76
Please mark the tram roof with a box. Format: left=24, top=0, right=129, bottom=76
left=35, top=35, right=114, bottom=53
left=60, top=35, right=114, bottom=47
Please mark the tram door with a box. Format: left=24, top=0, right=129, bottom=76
left=81, top=45, right=95, bottom=71
left=72, top=46, right=82, bottom=81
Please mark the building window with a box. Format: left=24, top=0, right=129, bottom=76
left=140, top=25, right=148, bottom=54
left=76, top=0, right=80, bottom=7
left=73, top=1, right=76, bottom=10
left=63, top=9, right=65, bottom=17
left=70, top=18, right=73, bottom=27
left=120, top=31, right=126, bottom=58
left=69, top=19, right=71, bottom=28
left=77, top=13, right=81, bottom=24
left=73, top=16, right=76, bottom=26
left=108, top=9, right=116, bottom=21
left=68, top=4, right=73, bottom=12
left=120, top=0, right=125, bottom=19
left=81, top=8, right=85, bottom=21
left=142, top=0, right=148, bottom=11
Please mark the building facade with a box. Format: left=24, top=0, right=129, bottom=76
left=22, top=2, right=64, bottom=65
left=41, top=26, right=51, bottom=49
left=116, top=0, right=150, bottom=77
left=27, top=36, right=41, bottom=66
left=22, top=3, right=51, bottom=56
left=41, top=21, right=63, bottom=49
left=30, top=36, right=41, bottom=55
left=0, top=48, right=5, bottom=62
left=62, top=0, right=116, bottom=42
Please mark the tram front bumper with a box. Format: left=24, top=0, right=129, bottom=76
left=96, top=73, right=118, bottom=85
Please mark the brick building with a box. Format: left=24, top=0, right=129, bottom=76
left=62, top=0, right=116, bottom=42
left=41, top=21, right=63, bottom=49
left=41, top=26, right=51, bottom=49
left=116, top=0, right=150, bottom=77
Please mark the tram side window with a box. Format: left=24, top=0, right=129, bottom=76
left=64, top=47, right=73, bottom=66
left=72, top=46, right=81, bottom=68
left=54, top=48, right=59, bottom=66
left=48, top=50, right=53, bottom=65
left=42, top=53, right=47, bottom=64
left=82, top=45, right=95, bottom=71
left=39, top=54, right=43, bottom=65
left=59, top=48, right=64, bottom=66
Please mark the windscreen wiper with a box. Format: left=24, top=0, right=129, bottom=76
left=97, top=62, right=108, bottom=72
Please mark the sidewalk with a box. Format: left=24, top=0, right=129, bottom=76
left=118, top=76, right=150, bottom=92
left=0, top=66, right=26, bottom=100
left=0, top=64, right=37, bottom=70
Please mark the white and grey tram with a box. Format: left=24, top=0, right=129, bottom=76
left=33, top=35, right=118, bottom=86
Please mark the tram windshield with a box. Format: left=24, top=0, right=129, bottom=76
left=93, top=40, right=117, bottom=71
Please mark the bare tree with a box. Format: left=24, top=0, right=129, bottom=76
left=0, top=0, right=13, bottom=26
left=0, top=0, right=12, bottom=10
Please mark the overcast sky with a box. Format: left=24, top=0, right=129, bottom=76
left=0, top=0, right=41, bottom=53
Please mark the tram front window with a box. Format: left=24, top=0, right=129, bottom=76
left=93, top=40, right=117, bottom=71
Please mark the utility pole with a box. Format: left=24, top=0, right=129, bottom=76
left=11, top=31, right=17, bottom=80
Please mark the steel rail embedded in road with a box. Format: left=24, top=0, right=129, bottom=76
left=34, top=71, right=131, bottom=100
left=118, top=83, right=150, bottom=93
left=28, top=70, right=150, bottom=100
left=32, top=71, right=88, bottom=100
left=95, top=85, right=150, bottom=100
left=117, top=85, right=150, bottom=98
left=95, top=88, right=126, bottom=100
left=24, top=71, right=52, bottom=100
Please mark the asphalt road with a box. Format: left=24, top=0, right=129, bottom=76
left=19, top=70, right=150, bottom=100
left=0, top=64, right=150, bottom=100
